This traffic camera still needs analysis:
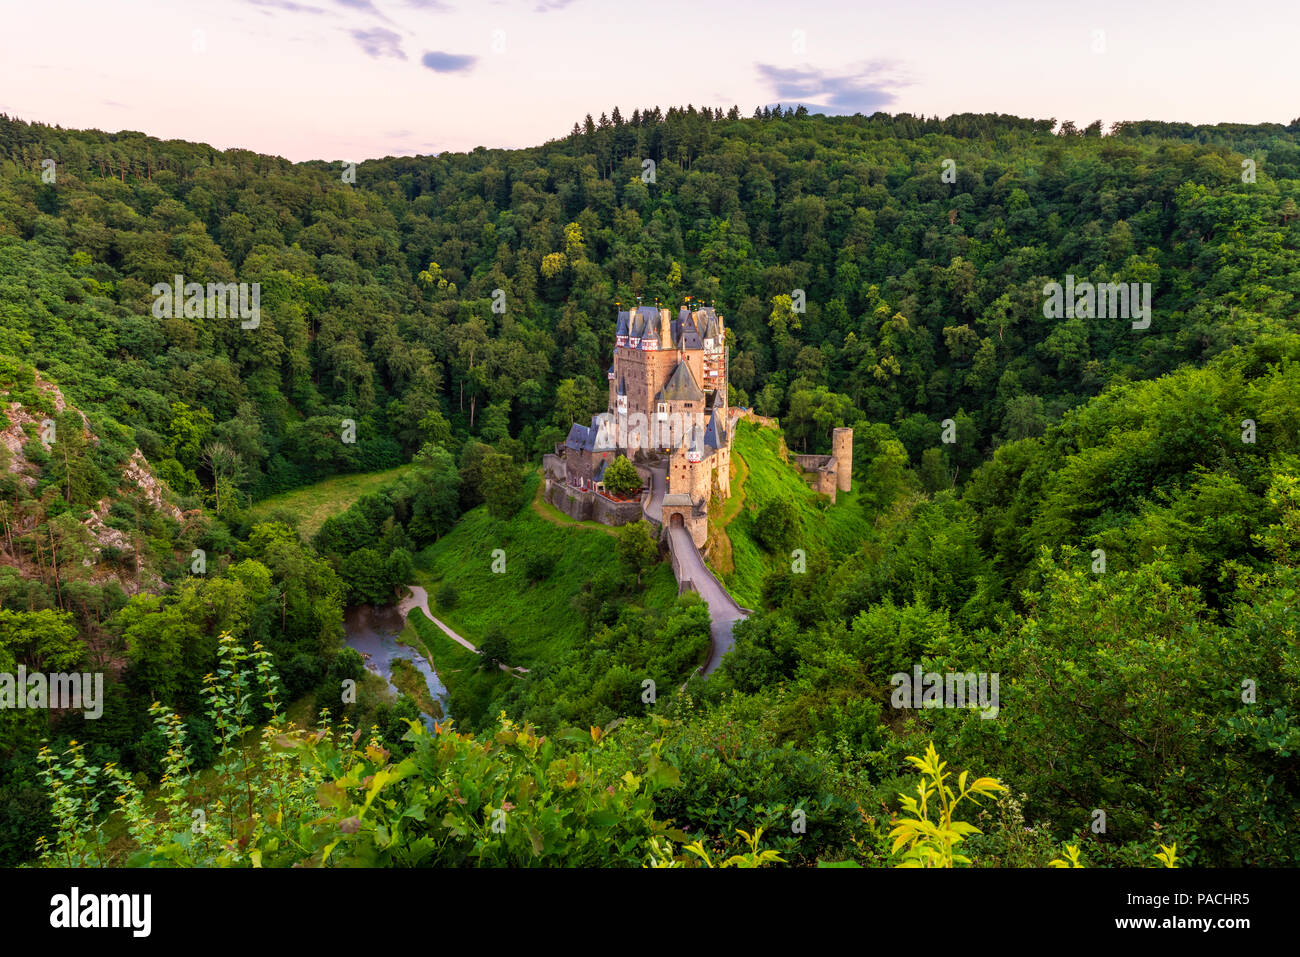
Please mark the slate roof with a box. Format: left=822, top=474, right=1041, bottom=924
left=700, top=309, right=721, bottom=341
left=564, top=422, right=591, bottom=451
left=656, top=360, right=705, bottom=402
left=703, top=408, right=726, bottom=450
left=629, top=305, right=659, bottom=341
left=676, top=309, right=702, bottom=350
left=616, top=311, right=629, bottom=338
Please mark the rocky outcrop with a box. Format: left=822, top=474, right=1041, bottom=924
left=1, top=371, right=186, bottom=591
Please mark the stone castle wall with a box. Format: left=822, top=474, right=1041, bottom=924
left=792, top=453, right=834, bottom=472
left=544, top=479, right=643, bottom=526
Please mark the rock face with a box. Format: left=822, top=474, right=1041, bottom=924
left=116, top=448, right=184, bottom=522
left=2, top=371, right=184, bottom=593
left=3, top=371, right=74, bottom=491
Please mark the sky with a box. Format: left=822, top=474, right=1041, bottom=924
left=2, top=0, right=1298, bottom=163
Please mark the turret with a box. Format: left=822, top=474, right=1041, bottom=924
left=832, top=427, right=853, bottom=493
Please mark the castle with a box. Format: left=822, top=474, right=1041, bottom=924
left=544, top=301, right=851, bottom=550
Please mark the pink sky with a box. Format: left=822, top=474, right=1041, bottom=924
left=3, top=0, right=1298, bottom=162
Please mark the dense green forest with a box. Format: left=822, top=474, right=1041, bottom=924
left=1, top=106, right=1298, bottom=867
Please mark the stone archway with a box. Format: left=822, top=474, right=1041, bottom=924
left=670, top=512, right=684, bottom=528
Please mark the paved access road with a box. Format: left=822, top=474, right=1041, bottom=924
left=641, top=463, right=667, bottom=522
left=667, top=525, right=748, bottom=675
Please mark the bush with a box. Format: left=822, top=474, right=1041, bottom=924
left=523, top=549, right=558, bottom=583
left=435, top=580, right=458, bottom=609
left=753, top=497, right=798, bottom=552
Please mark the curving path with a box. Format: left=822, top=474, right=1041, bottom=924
left=641, top=463, right=667, bottom=523
left=666, top=526, right=749, bottom=675
left=398, top=585, right=529, bottom=674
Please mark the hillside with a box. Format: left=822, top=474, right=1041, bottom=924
left=3, top=107, right=1299, bottom=870
left=0, top=359, right=188, bottom=598
left=713, top=418, right=872, bottom=607
left=246, top=464, right=415, bottom=537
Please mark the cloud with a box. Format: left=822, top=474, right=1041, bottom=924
left=245, top=0, right=327, bottom=14
left=351, top=27, right=406, bottom=59
left=534, top=0, right=577, bottom=10
left=403, top=0, right=453, bottom=8
left=755, top=61, right=909, bottom=115
left=332, top=0, right=394, bottom=23
left=420, top=50, right=477, bottom=73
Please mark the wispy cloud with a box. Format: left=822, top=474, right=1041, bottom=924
left=534, top=0, right=577, bottom=11
left=245, top=0, right=327, bottom=14
left=755, top=60, right=910, bottom=115
left=351, top=27, right=406, bottom=59
left=403, top=0, right=453, bottom=9
left=332, top=0, right=394, bottom=22
left=420, top=50, right=477, bottom=73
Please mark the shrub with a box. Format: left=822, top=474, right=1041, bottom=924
left=435, top=580, right=458, bottom=609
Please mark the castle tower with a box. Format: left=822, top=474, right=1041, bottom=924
left=832, top=427, right=853, bottom=493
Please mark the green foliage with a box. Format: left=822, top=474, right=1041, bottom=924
left=888, top=742, right=1006, bottom=868
left=615, top=519, right=659, bottom=586
left=602, top=455, right=642, bottom=498
left=477, top=626, right=512, bottom=672
left=6, top=108, right=1300, bottom=868
left=753, top=497, right=797, bottom=552
left=479, top=451, right=524, bottom=520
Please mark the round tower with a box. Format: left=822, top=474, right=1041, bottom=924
left=832, top=427, right=853, bottom=492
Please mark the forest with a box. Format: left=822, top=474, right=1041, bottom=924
left=0, top=104, right=1297, bottom=867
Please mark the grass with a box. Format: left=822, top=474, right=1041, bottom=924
left=403, top=611, right=502, bottom=725
left=719, top=419, right=872, bottom=608
left=529, top=472, right=620, bottom=536
left=716, top=443, right=751, bottom=527
left=413, top=474, right=678, bottom=666
left=246, top=464, right=415, bottom=537
left=389, top=656, right=444, bottom=719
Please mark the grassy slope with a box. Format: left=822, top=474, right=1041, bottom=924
left=246, top=465, right=414, bottom=537
left=719, top=420, right=872, bottom=608
left=411, top=473, right=678, bottom=668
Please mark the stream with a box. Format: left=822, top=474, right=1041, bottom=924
left=343, top=586, right=449, bottom=729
